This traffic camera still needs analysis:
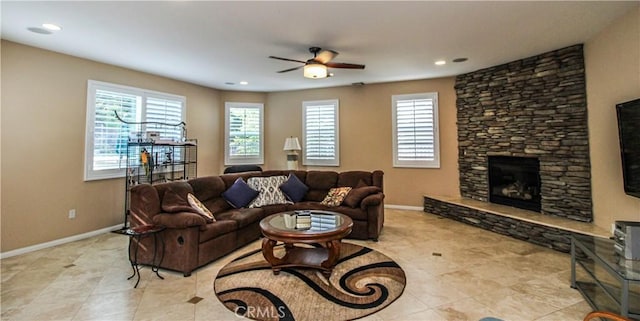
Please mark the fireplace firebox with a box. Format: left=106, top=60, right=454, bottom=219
left=488, top=156, right=541, bottom=212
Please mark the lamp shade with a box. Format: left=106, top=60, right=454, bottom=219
left=303, top=63, right=328, bottom=79
left=283, top=137, right=301, bottom=151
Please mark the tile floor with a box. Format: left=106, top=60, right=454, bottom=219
left=1, top=209, right=593, bottom=321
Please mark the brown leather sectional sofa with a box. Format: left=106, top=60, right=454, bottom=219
left=129, top=170, right=385, bottom=276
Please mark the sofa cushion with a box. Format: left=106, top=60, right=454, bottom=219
left=260, top=204, right=289, bottom=216
left=221, top=172, right=258, bottom=188
left=337, top=171, right=373, bottom=188
left=321, top=187, right=352, bottom=207
left=290, top=171, right=308, bottom=182
left=189, top=176, right=227, bottom=201
left=188, top=176, right=231, bottom=214
left=247, top=176, right=290, bottom=208
left=161, top=187, right=197, bottom=214
left=355, top=179, right=369, bottom=188
left=288, top=202, right=369, bottom=221
left=222, top=178, right=259, bottom=208
left=198, top=220, right=238, bottom=243
left=343, top=186, right=382, bottom=208
left=187, top=193, right=215, bottom=222
left=279, top=173, right=309, bottom=202
left=305, top=171, right=339, bottom=190
left=304, top=190, right=328, bottom=202
left=215, top=208, right=264, bottom=229
left=260, top=170, right=288, bottom=176
left=202, top=198, right=232, bottom=215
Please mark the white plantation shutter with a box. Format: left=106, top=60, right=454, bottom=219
left=303, top=99, right=339, bottom=166
left=392, top=93, right=440, bottom=168
left=84, top=80, right=185, bottom=181
left=92, top=89, right=140, bottom=171
left=225, top=102, right=264, bottom=165
left=145, top=96, right=184, bottom=140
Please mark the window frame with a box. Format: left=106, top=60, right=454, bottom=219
left=84, top=80, right=186, bottom=181
left=391, top=92, right=440, bottom=168
left=302, top=99, right=340, bottom=167
left=224, top=102, right=264, bottom=166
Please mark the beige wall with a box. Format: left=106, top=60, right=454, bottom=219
left=264, top=79, right=460, bottom=206
left=585, top=7, right=640, bottom=231
left=1, top=41, right=222, bottom=252
left=1, top=42, right=459, bottom=252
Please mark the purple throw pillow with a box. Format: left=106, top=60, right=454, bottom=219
left=222, top=178, right=259, bottom=208
left=279, top=173, right=309, bottom=202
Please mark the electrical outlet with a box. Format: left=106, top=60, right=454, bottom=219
left=68, top=209, right=76, bottom=219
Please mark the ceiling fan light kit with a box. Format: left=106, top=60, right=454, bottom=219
left=304, top=63, right=328, bottom=79
left=270, top=47, right=365, bottom=79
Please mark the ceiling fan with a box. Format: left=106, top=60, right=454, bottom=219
left=269, top=47, right=365, bottom=79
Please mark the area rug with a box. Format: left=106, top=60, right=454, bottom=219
left=214, top=242, right=406, bottom=321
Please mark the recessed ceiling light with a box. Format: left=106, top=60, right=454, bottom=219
left=28, top=27, right=52, bottom=35
left=42, top=23, right=62, bottom=31
left=239, top=81, right=248, bottom=85
left=435, top=60, right=446, bottom=66
left=453, top=57, right=468, bottom=63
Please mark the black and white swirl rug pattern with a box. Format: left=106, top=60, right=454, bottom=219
left=214, top=243, right=406, bottom=321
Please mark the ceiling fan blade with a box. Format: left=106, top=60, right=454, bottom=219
left=325, top=62, right=365, bottom=69
left=277, top=66, right=304, bottom=73
left=269, top=56, right=306, bottom=64
left=314, top=50, right=338, bottom=64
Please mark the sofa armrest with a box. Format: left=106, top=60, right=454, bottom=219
left=152, top=212, right=207, bottom=229
left=130, top=184, right=161, bottom=226
left=360, top=192, right=384, bottom=210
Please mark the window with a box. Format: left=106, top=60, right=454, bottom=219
left=225, top=102, right=264, bottom=165
left=84, top=80, right=186, bottom=181
left=392, top=92, right=440, bottom=168
left=302, top=99, right=339, bottom=166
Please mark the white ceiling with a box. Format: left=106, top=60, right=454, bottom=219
left=1, top=1, right=637, bottom=92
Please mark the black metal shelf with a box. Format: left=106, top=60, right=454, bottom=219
left=122, top=139, right=197, bottom=227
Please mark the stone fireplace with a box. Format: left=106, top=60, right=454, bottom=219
left=488, top=156, right=541, bottom=212
left=424, top=45, right=595, bottom=252
left=455, top=44, right=592, bottom=222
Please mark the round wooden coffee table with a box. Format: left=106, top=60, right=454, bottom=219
left=260, top=210, right=353, bottom=277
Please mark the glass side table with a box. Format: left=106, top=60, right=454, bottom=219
left=113, top=225, right=166, bottom=288
left=571, top=234, right=640, bottom=319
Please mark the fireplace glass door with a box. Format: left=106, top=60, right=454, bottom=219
left=488, top=156, right=541, bottom=212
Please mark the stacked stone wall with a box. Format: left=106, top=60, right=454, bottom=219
left=455, top=44, right=592, bottom=221
left=424, top=197, right=577, bottom=252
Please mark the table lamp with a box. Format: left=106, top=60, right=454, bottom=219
left=283, top=137, right=302, bottom=170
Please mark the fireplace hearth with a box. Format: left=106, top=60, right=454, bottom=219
left=488, top=156, right=541, bottom=212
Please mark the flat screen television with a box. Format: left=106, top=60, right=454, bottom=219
left=616, top=98, right=640, bottom=198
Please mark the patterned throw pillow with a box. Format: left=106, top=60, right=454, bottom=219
left=279, top=173, right=309, bottom=202
left=247, top=176, right=291, bottom=208
left=187, top=193, right=216, bottom=222
left=321, top=187, right=353, bottom=207
left=222, top=178, right=260, bottom=208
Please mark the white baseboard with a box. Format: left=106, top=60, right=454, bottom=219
left=385, top=204, right=424, bottom=211
left=2, top=206, right=423, bottom=259
left=0, top=224, right=122, bottom=259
